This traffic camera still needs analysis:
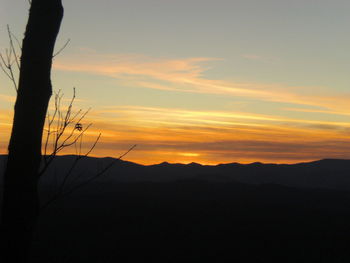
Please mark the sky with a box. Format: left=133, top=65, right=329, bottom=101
left=1, top=0, right=350, bottom=164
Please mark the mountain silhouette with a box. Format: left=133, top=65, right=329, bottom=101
left=2, top=155, right=348, bottom=190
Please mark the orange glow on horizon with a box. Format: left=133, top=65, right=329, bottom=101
left=1, top=105, right=350, bottom=165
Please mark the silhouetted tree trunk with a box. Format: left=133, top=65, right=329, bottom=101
left=1, top=0, right=63, bottom=262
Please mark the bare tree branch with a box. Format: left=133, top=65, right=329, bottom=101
left=0, top=25, right=21, bottom=92
left=7, top=25, right=20, bottom=70
left=53, top=38, right=70, bottom=57
left=40, top=144, right=137, bottom=211
left=1, top=28, right=136, bottom=216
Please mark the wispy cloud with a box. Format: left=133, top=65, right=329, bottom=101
left=2, top=52, right=347, bottom=164
left=68, top=105, right=350, bottom=164
left=55, top=53, right=216, bottom=83
left=54, top=51, right=350, bottom=115
left=284, top=107, right=350, bottom=117
left=1, top=104, right=349, bottom=164
left=97, top=105, right=350, bottom=134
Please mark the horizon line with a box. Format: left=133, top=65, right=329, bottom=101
left=1, top=154, right=348, bottom=167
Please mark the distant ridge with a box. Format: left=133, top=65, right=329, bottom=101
left=1, top=155, right=350, bottom=190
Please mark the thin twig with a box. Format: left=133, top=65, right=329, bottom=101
left=0, top=26, right=20, bottom=92
left=7, top=25, right=20, bottom=70
left=53, top=38, right=70, bottom=58
left=40, top=144, right=136, bottom=211
left=57, top=133, right=101, bottom=194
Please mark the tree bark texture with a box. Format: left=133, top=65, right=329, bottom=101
left=1, top=0, right=63, bottom=262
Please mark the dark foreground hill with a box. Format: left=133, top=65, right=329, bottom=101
left=1, top=156, right=350, bottom=262
left=33, top=181, right=350, bottom=263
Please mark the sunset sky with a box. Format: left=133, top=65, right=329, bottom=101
left=1, top=0, right=350, bottom=164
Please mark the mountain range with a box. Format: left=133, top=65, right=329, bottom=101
left=2, top=155, right=350, bottom=190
